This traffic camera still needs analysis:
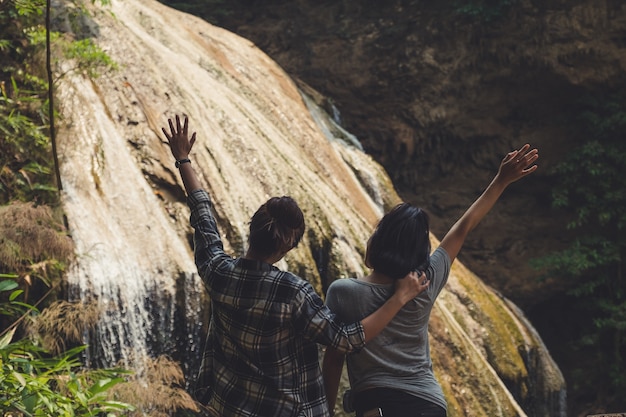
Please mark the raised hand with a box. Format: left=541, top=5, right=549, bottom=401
left=162, top=114, right=196, bottom=161
left=161, top=114, right=202, bottom=193
left=496, top=143, right=539, bottom=186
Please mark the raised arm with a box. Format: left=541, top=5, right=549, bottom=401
left=439, top=144, right=539, bottom=263
left=162, top=114, right=202, bottom=194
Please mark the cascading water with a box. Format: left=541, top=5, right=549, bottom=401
left=57, top=69, right=205, bottom=382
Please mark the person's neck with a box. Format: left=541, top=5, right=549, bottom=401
left=244, top=249, right=285, bottom=265
left=363, top=270, right=394, bottom=285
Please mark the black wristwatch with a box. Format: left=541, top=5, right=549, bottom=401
left=175, top=158, right=191, bottom=168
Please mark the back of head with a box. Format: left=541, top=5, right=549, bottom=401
left=365, top=203, right=431, bottom=279
left=248, top=196, right=305, bottom=259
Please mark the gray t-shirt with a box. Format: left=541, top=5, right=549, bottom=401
left=325, top=246, right=451, bottom=411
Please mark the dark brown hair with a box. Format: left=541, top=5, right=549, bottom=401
left=248, top=196, right=305, bottom=259
left=365, top=203, right=430, bottom=279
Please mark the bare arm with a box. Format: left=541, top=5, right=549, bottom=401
left=322, top=347, right=345, bottom=413
left=361, top=271, right=428, bottom=342
left=162, top=114, right=202, bottom=194
left=440, top=144, right=539, bottom=263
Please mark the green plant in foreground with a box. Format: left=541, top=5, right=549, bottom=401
left=1, top=276, right=135, bottom=416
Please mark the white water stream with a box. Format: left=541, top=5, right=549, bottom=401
left=58, top=69, right=202, bottom=371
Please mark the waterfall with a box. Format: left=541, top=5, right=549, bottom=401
left=58, top=70, right=205, bottom=381
left=300, top=90, right=364, bottom=151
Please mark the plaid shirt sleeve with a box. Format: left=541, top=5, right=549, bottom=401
left=187, top=189, right=227, bottom=283
left=293, top=280, right=366, bottom=353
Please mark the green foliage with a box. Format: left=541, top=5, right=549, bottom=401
left=552, top=140, right=626, bottom=231
left=534, top=92, right=626, bottom=398
left=1, top=0, right=117, bottom=205
left=11, top=0, right=46, bottom=17
left=0, top=0, right=46, bottom=68
left=63, top=37, right=118, bottom=78
left=0, top=79, right=57, bottom=204
left=1, top=277, right=135, bottom=416
left=0, top=340, right=132, bottom=416
left=1, top=0, right=57, bottom=205
left=0, top=274, right=32, bottom=319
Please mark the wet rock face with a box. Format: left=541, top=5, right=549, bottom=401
left=197, top=0, right=626, bottom=310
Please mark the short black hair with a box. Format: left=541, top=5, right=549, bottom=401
left=365, top=203, right=430, bottom=279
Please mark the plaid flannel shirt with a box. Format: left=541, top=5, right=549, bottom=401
left=188, top=189, right=365, bottom=417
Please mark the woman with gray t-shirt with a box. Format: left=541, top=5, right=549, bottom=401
left=323, top=144, right=539, bottom=417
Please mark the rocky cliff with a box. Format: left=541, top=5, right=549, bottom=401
left=198, top=0, right=626, bottom=305
left=172, top=1, right=626, bottom=414
left=54, top=0, right=565, bottom=416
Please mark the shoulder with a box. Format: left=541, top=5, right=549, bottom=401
left=425, top=247, right=452, bottom=294
left=431, top=246, right=451, bottom=266
left=270, top=269, right=309, bottom=294
left=280, top=271, right=325, bottom=306
left=326, top=278, right=361, bottom=307
left=327, top=278, right=361, bottom=297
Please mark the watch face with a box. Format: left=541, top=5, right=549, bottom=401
left=176, top=159, right=190, bottom=168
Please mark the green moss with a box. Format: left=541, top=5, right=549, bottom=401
left=447, top=266, right=536, bottom=406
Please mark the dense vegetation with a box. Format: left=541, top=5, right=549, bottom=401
left=0, top=1, right=198, bottom=415
left=1, top=275, right=135, bottom=415
left=532, top=92, right=626, bottom=406
left=0, top=0, right=129, bottom=414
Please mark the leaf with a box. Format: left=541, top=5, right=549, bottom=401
left=89, top=377, right=125, bottom=395
left=9, top=301, right=39, bottom=313
left=98, top=400, right=136, bottom=412
left=9, top=289, right=24, bottom=301
left=12, top=370, right=27, bottom=387
left=0, top=280, right=19, bottom=292
left=0, top=327, right=16, bottom=348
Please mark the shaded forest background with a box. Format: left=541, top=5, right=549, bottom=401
left=1, top=0, right=625, bottom=416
